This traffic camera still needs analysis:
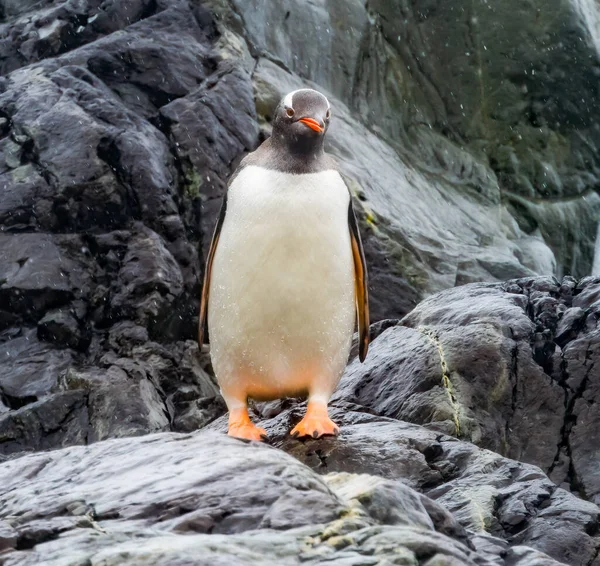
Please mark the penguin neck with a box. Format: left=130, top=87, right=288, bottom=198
left=271, top=130, right=325, bottom=167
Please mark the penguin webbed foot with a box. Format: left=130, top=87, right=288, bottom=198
left=290, top=400, right=339, bottom=439
left=227, top=406, right=267, bottom=442
left=228, top=424, right=268, bottom=442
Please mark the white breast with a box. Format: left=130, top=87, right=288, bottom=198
left=207, top=165, right=356, bottom=403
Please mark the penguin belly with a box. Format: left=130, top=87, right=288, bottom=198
left=208, top=165, right=356, bottom=403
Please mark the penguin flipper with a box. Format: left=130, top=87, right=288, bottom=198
left=198, top=193, right=228, bottom=346
left=348, top=198, right=370, bottom=362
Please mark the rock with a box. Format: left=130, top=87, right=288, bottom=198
left=0, top=430, right=580, bottom=566
left=0, top=390, right=88, bottom=457
left=335, top=282, right=564, bottom=470
left=59, top=365, right=170, bottom=444
left=0, top=520, right=17, bottom=553
left=0, top=329, right=72, bottom=405
left=0, top=233, right=90, bottom=322
left=331, top=277, right=600, bottom=504
left=0, top=0, right=247, bottom=456
left=109, top=224, right=185, bottom=329
left=37, top=307, right=88, bottom=351
left=244, top=407, right=600, bottom=566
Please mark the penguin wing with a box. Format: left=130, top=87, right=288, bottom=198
left=198, top=192, right=228, bottom=346
left=348, top=197, right=370, bottom=362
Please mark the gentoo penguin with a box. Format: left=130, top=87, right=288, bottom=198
left=198, top=88, right=369, bottom=441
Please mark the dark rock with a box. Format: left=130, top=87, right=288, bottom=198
left=0, top=0, right=158, bottom=75
left=335, top=277, right=600, bottom=505
left=0, top=0, right=260, bottom=456
left=265, top=408, right=599, bottom=566
left=0, top=390, right=88, bottom=456
left=0, top=329, right=72, bottom=405
left=37, top=307, right=88, bottom=351
left=59, top=365, right=169, bottom=443
left=0, top=233, right=90, bottom=321
left=109, top=224, right=184, bottom=329
left=0, top=520, right=17, bottom=553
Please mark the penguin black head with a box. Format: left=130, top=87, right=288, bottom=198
left=271, top=89, right=331, bottom=154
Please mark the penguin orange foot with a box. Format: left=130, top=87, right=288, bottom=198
left=291, top=400, right=339, bottom=439
left=228, top=407, right=267, bottom=441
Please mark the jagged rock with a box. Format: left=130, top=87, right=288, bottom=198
left=330, top=277, right=600, bottom=504
left=0, top=233, right=91, bottom=322
left=0, top=329, right=72, bottom=404
left=0, top=0, right=249, bottom=455
left=160, top=64, right=259, bottom=252
left=37, top=307, right=88, bottom=351
left=59, top=365, right=169, bottom=443
left=109, top=224, right=185, bottom=328
left=209, top=407, right=600, bottom=566
left=0, top=430, right=583, bottom=566
left=0, top=0, right=157, bottom=75
left=0, top=390, right=88, bottom=457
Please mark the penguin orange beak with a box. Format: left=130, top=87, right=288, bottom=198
left=298, top=117, right=324, bottom=133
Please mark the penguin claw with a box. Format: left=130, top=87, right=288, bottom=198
left=228, top=423, right=267, bottom=442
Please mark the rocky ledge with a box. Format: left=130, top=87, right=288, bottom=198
left=0, top=424, right=598, bottom=566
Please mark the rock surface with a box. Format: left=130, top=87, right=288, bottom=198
left=1, top=429, right=597, bottom=566
left=334, top=276, right=600, bottom=506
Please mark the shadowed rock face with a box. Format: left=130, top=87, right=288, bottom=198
left=0, top=0, right=256, bottom=450
left=0, top=1, right=600, bottom=565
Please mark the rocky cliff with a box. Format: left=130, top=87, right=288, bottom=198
left=1, top=1, right=599, bottom=565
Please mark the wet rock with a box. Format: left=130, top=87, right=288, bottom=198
left=0, top=233, right=90, bottom=321
left=0, top=390, right=88, bottom=457
left=59, top=365, right=169, bottom=444
left=333, top=277, right=600, bottom=505
left=160, top=65, right=258, bottom=201
left=0, top=0, right=256, bottom=452
left=0, top=520, right=17, bottom=553
left=333, top=283, right=564, bottom=471
left=0, top=430, right=574, bottom=566
left=259, top=408, right=599, bottom=566
left=37, top=308, right=88, bottom=351
left=0, top=0, right=157, bottom=75
left=110, top=224, right=184, bottom=329
left=0, top=329, right=72, bottom=404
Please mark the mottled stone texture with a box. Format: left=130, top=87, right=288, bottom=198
left=0, top=0, right=257, bottom=453
left=1, top=430, right=598, bottom=565
left=1, top=1, right=600, bottom=565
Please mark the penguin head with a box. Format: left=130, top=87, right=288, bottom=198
left=272, top=89, right=331, bottom=152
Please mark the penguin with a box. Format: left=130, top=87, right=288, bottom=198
left=198, top=88, right=369, bottom=441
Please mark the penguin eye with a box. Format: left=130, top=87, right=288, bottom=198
left=326, top=109, right=331, bottom=121
left=285, top=107, right=295, bottom=118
